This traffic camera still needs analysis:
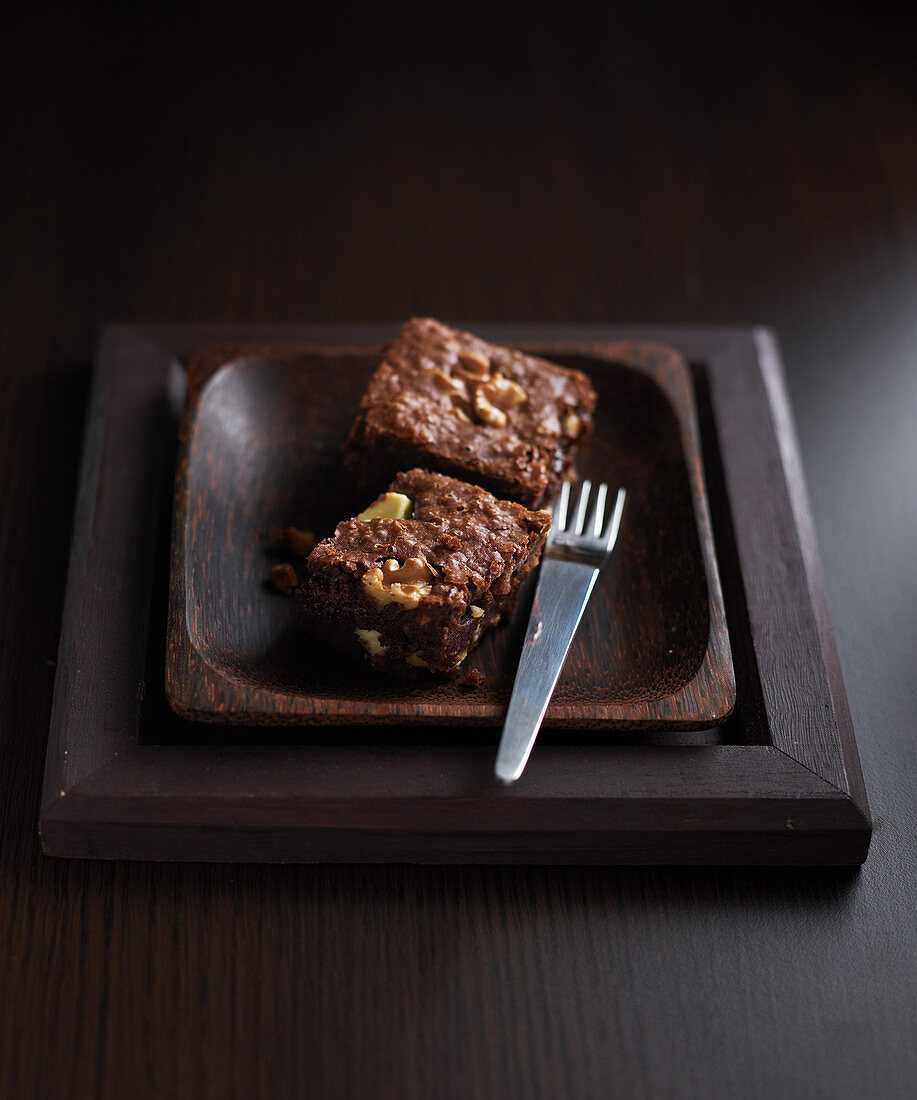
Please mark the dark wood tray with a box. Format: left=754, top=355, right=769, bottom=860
left=39, top=324, right=872, bottom=865
left=167, top=340, right=734, bottom=727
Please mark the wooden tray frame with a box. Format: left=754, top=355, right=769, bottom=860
left=39, top=324, right=872, bottom=865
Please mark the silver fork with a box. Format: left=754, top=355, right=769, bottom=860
left=494, top=481, right=626, bottom=783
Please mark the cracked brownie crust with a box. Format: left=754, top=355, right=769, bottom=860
left=343, top=318, right=596, bottom=508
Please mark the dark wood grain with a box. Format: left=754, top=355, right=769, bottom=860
left=3, top=2, right=917, bottom=1098
left=167, top=336, right=733, bottom=727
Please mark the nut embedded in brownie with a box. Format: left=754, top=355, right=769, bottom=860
left=298, top=469, right=550, bottom=678
left=343, top=318, right=596, bottom=508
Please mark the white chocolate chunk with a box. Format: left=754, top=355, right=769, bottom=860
left=356, top=492, right=413, bottom=521
left=355, top=628, right=387, bottom=656
left=561, top=412, right=580, bottom=436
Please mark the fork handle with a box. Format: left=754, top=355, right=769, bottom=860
left=494, top=559, right=600, bottom=783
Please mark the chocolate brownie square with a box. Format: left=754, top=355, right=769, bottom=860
left=343, top=318, right=596, bottom=508
left=299, top=469, right=550, bottom=677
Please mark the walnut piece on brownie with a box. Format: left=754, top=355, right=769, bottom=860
left=298, top=469, right=550, bottom=678
left=343, top=318, right=596, bottom=508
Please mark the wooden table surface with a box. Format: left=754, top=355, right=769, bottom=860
left=2, top=3, right=916, bottom=1097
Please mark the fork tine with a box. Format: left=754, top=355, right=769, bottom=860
left=554, top=479, right=571, bottom=530
left=572, top=480, right=591, bottom=534
left=592, top=482, right=608, bottom=538
left=605, top=488, right=627, bottom=550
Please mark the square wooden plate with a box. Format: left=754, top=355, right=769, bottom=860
left=166, top=340, right=735, bottom=727
left=39, top=324, right=871, bottom=864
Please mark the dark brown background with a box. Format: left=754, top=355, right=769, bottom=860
left=2, top=2, right=916, bottom=1097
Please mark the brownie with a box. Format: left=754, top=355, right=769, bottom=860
left=343, top=318, right=596, bottom=508
left=298, top=469, right=550, bottom=678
